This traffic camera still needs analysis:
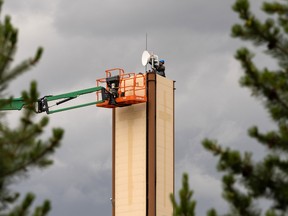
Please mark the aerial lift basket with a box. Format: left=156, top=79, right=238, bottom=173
left=96, top=68, right=147, bottom=108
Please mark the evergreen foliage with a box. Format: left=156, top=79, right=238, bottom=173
left=170, top=173, right=196, bottom=216
left=173, top=0, right=288, bottom=215
left=0, top=0, right=64, bottom=215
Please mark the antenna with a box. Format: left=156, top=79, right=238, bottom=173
left=141, top=35, right=160, bottom=71
left=145, top=33, right=148, bottom=71
left=146, top=33, right=148, bottom=50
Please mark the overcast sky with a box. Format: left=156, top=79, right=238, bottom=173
left=3, top=0, right=276, bottom=215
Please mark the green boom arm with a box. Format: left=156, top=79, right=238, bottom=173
left=0, top=86, right=109, bottom=114
left=0, top=97, right=27, bottom=111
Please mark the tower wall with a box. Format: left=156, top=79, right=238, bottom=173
left=113, top=73, right=174, bottom=216
left=114, top=103, right=147, bottom=216
left=156, top=75, right=174, bottom=215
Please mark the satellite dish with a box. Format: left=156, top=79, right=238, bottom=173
left=141, top=50, right=151, bottom=66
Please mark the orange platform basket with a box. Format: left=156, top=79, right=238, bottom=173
left=96, top=68, right=147, bottom=108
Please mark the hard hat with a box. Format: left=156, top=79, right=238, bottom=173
left=159, top=59, right=165, bottom=63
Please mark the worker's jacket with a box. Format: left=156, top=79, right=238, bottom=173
left=155, top=65, right=166, bottom=77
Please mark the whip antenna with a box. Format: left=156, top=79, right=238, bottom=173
left=145, top=33, right=148, bottom=71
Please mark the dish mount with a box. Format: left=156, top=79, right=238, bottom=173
left=141, top=50, right=159, bottom=69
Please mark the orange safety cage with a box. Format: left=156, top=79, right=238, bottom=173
left=96, top=68, right=147, bottom=108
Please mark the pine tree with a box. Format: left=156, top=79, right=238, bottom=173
left=173, top=0, right=288, bottom=215
left=205, top=0, right=288, bottom=215
left=170, top=173, right=196, bottom=216
left=0, top=1, right=64, bottom=215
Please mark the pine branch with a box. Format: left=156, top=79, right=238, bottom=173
left=6, top=193, right=35, bottom=216
left=170, top=173, right=196, bottom=216
left=235, top=48, right=288, bottom=123
left=32, top=200, right=51, bottom=216
left=0, top=1, right=64, bottom=214
left=0, top=128, right=63, bottom=178
left=1, top=48, right=43, bottom=94
left=232, top=0, right=288, bottom=69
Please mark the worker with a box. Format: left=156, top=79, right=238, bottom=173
left=155, top=59, right=166, bottom=77
left=148, top=57, right=166, bottom=77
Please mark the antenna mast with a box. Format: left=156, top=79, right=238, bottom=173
left=146, top=33, right=148, bottom=50
left=145, top=33, right=148, bottom=72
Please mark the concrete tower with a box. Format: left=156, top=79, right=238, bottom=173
left=112, top=73, right=175, bottom=216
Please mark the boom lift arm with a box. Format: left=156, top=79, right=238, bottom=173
left=0, top=86, right=108, bottom=114
left=0, top=68, right=147, bottom=114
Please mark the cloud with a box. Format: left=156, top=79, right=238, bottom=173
left=4, top=0, right=56, bottom=15
left=53, top=0, right=239, bottom=40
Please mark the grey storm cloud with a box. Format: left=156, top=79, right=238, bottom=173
left=3, top=0, right=276, bottom=215
left=54, top=0, right=237, bottom=38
